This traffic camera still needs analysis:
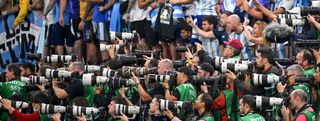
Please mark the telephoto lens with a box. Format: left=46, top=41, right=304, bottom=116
left=102, top=68, right=118, bottom=77
left=114, top=104, right=141, bottom=116
left=40, top=103, right=66, bottom=114
left=45, top=69, right=80, bottom=79
left=254, top=96, right=283, bottom=108
left=67, top=106, right=100, bottom=116
left=21, top=76, right=49, bottom=85
left=109, top=31, right=138, bottom=41
left=0, top=101, right=29, bottom=109
left=220, top=62, right=252, bottom=73
left=108, top=77, right=136, bottom=89
left=159, top=99, right=183, bottom=111
left=147, top=74, right=172, bottom=83
left=84, top=65, right=102, bottom=73
left=82, top=73, right=109, bottom=86
left=45, top=55, right=77, bottom=63
left=100, top=44, right=120, bottom=52
left=251, top=74, right=286, bottom=87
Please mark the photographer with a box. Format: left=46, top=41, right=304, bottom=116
left=164, top=93, right=214, bottom=121
left=148, top=95, right=169, bottom=121
left=52, top=62, right=84, bottom=100
left=0, top=63, right=28, bottom=100
left=232, top=47, right=282, bottom=96
left=222, top=39, right=243, bottom=60
left=281, top=89, right=315, bottom=121
left=239, top=95, right=265, bottom=121
left=0, top=92, right=50, bottom=121
left=107, top=96, right=127, bottom=121
left=276, top=65, right=311, bottom=103
left=51, top=97, right=89, bottom=121
left=133, top=59, right=174, bottom=102
left=20, top=62, right=36, bottom=77
left=162, top=66, right=197, bottom=102
left=296, top=49, right=316, bottom=77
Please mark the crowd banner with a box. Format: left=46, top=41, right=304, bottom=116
left=0, top=11, right=42, bottom=71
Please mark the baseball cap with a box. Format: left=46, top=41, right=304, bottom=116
left=177, top=66, right=195, bottom=77
left=196, top=62, right=214, bottom=74
left=224, top=38, right=243, bottom=51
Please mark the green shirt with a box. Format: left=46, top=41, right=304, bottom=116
left=240, top=113, right=265, bottom=121
left=175, top=82, right=197, bottom=101
left=0, top=80, right=28, bottom=100
left=231, top=56, right=241, bottom=59
left=304, top=68, right=316, bottom=77
left=200, top=115, right=215, bottom=121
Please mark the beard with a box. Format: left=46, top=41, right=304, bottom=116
left=255, top=64, right=265, bottom=73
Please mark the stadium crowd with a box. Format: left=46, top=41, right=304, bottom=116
left=0, top=0, right=320, bottom=120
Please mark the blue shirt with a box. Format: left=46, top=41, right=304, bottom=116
left=93, top=2, right=107, bottom=22
left=233, top=6, right=248, bottom=23
left=69, top=0, right=80, bottom=19
left=172, top=5, right=184, bottom=19
left=54, top=0, right=70, bottom=25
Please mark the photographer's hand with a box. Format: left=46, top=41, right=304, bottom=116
left=201, top=82, right=208, bottom=93
left=76, top=113, right=86, bottom=121
left=0, top=99, right=12, bottom=110
left=117, top=112, right=129, bottom=121
left=195, top=42, right=204, bottom=52
left=312, top=49, right=320, bottom=64
left=131, top=72, right=140, bottom=85
left=276, top=83, right=287, bottom=93
left=281, top=106, right=290, bottom=121
left=107, top=45, right=116, bottom=59
left=225, top=70, right=236, bottom=84
left=163, top=108, right=175, bottom=120
left=162, top=80, right=170, bottom=90
left=36, top=83, right=45, bottom=92
left=51, top=113, right=61, bottom=121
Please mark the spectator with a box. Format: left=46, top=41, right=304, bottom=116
left=243, top=19, right=268, bottom=48
left=227, top=14, right=252, bottom=60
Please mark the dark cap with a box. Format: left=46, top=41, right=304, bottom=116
left=177, top=66, right=195, bottom=77
left=197, top=62, right=214, bottom=74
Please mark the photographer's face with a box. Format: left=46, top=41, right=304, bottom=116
left=223, top=46, right=233, bottom=58
left=255, top=53, right=265, bottom=69
left=194, top=94, right=203, bottom=110
left=286, top=70, right=296, bottom=86
left=289, top=93, right=297, bottom=110
left=5, top=69, right=14, bottom=81
left=239, top=99, right=246, bottom=114
left=20, top=67, right=27, bottom=77
left=149, top=98, right=159, bottom=113
left=108, top=101, right=116, bottom=117
left=157, top=63, right=166, bottom=75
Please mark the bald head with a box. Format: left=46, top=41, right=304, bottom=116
left=227, top=14, right=241, bottom=31
left=157, top=59, right=174, bottom=75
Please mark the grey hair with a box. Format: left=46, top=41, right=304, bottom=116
left=286, top=64, right=305, bottom=77
left=292, top=89, right=308, bottom=102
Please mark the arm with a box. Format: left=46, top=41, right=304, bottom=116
left=44, top=0, right=56, bottom=16
left=52, top=85, right=68, bottom=99
left=100, top=0, right=116, bottom=11
left=138, top=0, right=153, bottom=9
left=243, top=0, right=263, bottom=19
left=126, top=0, right=135, bottom=14
left=9, top=108, right=40, bottom=121
left=13, top=0, right=30, bottom=28
left=186, top=17, right=216, bottom=39
left=169, top=0, right=193, bottom=4
left=119, top=87, right=134, bottom=106
left=165, top=89, right=178, bottom=101
left=59, top=0, right=66, bottom=26
left=29, top=0, right=43, bottom=11
left=253, top=0, right=277, bottom=20
left=308, top=14, right=320, bottom=30
left=86, top=0, right=104, bottom=3
left=137, top=84, right=153, bottom=102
